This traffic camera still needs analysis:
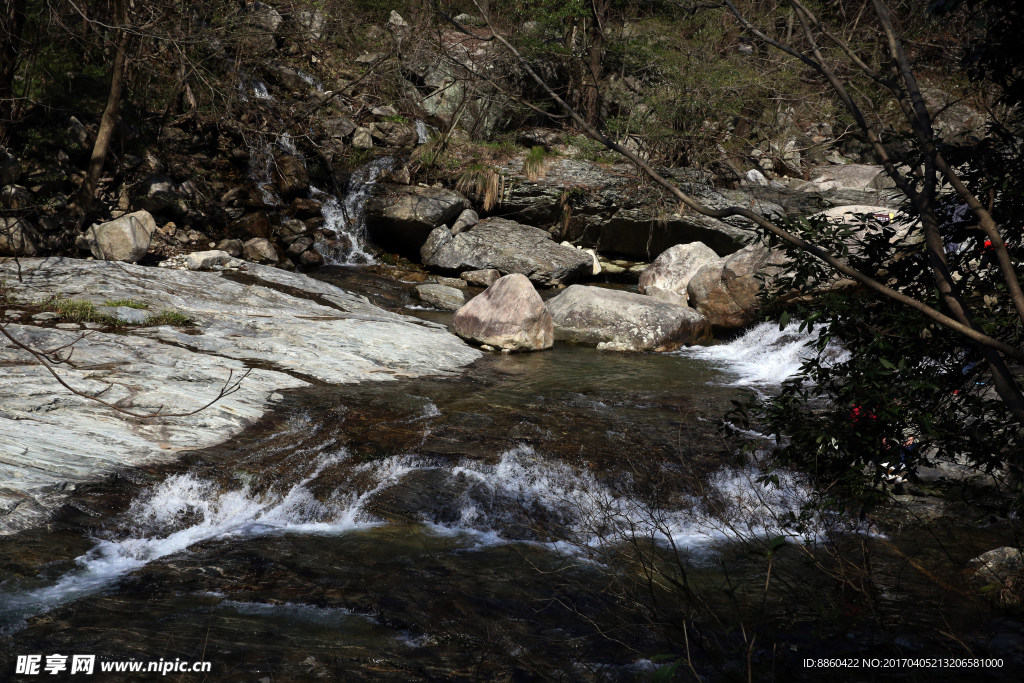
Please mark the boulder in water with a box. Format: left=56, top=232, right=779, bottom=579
left=546, top=285, right=711, bottom=351
left=416, top=283, right=465, bottom=311
left=420, top=217, right=593, bottom=286
left=638, top=241, right=720, bottom=304
left=686, top=244, right=789, bottom=329
left=86, top=210, right=156, bottom=263
left=366, top=185, right=470, bottom=256
left=453, top=273, right=553, bottom=351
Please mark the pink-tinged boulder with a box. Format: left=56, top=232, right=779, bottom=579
left=638, top=241, right=720, bottom=304
left=686, top=244, right=789, bottom=328
left=452, top=273, right=553, bottom=351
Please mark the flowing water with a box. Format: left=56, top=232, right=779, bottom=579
left=314, top=158, right=396, bottom=265
left=0, top=281, right=1016, bottom=680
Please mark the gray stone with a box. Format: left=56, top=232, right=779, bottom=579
left=804, top=164, right=888, bottom=192
left=0, top=257, right=480, bottom=533
left=279, top=218, right=308, bottom=244
left=352, top=127, right=374, bottom=149
left=273, top=154, right=309, bottom=199
left=644, top=286, right=689, bottom=307
left=687, top=244, right=789, bottom=329
left=299, top=249, right=325, bottom=267
left=969, top=547, right=1024, bottom=585
left=0, top=217, right=41, bottom=256
left=186, top=250, right=234, bottom=271
left=416, top=283, right=465, bottom=311
left=366, top=185, right=470, bottom=256
left=372, top=105, right=398, bottom=117
left=266, top=60, right=308, bottom=91
left=435, top=276, right=467, bottom=288
left=241, top=1, right=282, bottom=53
left=285, top=236, right=315, bottom=257
left=370, top=122, right=418, bottom=147
left=243, top=237, right=279, bottom=263
left=421, top=218, right=594, bottom=287
left=291, top=9, right=326, bottom=40
left=96, top=305, right=150, bottom=324
left=546, top=285, right=711, bottom=351
left=453, top=273, right=553, bottom=351
left=31, top=312, right=59, bottom=322
left=321, top=116, right=357, bottom=139
left=460, top=269, right=500, bottom=287
left=451, top=208, right=479, bottom=234
left=638, top=242, right=721, bottom=305
left=0, top=148, right=21, bottom=186
left=216, top=238, right=244, bottom=257
left=0, top=184, right=30, bottom=209
left=132, top=174, right=183, bottom=215
left=55, top=323, right=81, bottom=330
left=87, top=210, right=156, bottom=263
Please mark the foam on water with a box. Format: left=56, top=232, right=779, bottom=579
left=677, top=321, right=849, bottom=387
left=1, top=443, right=814, bottom=630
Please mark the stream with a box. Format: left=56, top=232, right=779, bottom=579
left=0, top=158, right=1019, bottom=681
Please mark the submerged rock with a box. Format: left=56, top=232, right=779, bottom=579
left=416, top=283, right=465, bottom=311
left=453, top=273, right=553, bottom=351
left=0, top=257, right=480, bottom=534
left=687, top=244, right=789, bottom=329
left=421, top=217, right=593, bottom=286
left=638, top=241, right=720, bottom=304
left=546, top=285, right=711, bottom=351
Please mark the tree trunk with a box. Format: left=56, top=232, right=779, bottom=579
left=0, top=0, right=26, bottom=143
left=71, top=0, right=128, bottom=223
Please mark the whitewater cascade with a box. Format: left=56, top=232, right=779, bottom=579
left=313, top=156, right=396, bottom=265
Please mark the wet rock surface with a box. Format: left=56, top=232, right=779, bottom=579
left=0, top=257, right=480, bottom=533
left=687, top=244, right=789, bottom=329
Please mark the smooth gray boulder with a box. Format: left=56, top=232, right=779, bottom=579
left=186, top=250, right=235, bottom=270
left=321, top=116, right=357, bottom=139
left=366, top=185, right=470, bottom=256
left=420, top=217, right=593, bottom=286
left=451, top=209, right=479, bottom=234
left=86, top=210, right=156, bottom=263
left=643, top=285, right=689, bottom=307
left=803, top=164, right=890, bottom=192
left=352, top=127, right=373, bottom=149
left=416, top=283, right=465, bottom=310
left=686, top=244, right=789, bottom=329
left=453, top=273, right=553, bottom=351
left=0, top=217, right=41, bottom=256
left=243, top=237, right=279, bottom=263
left=460, top=269, right=500, bottom=287
left=638, top=242, right=721, bottom=304
left=546, top=285, right=711, bottom=351
left=370, top=122, right=418, bottom=147
left=0, top=257, right=480, bottom=534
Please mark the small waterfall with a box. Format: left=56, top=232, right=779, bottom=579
left=313, top=156, right=396, bottom=265
left=296, top=68, right=323, bottom=91
left=246, top=138, right=278, bottom=204
left=676, top=321, right=849, bottom=387
left=415, top=119, right=430, bottom=144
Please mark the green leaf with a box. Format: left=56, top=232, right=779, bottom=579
left=770, top=535, right=787, bottom=552
left=653, top=661, right=681, bottom=682
left=779, top=311, right=791, bottom=331
left=879, top=358, right=896, bottom=369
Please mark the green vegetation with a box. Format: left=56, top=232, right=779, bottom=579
left=145, top=310, right=195, bottom=326
left=103, top=299, right=149, bottom=310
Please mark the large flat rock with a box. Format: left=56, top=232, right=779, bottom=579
left=421, top=217, right=593, bottom=286
left=0, top=257, right=480, bottom=533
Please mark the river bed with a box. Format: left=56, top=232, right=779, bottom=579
left=0, top=267, right=1019, bottom=681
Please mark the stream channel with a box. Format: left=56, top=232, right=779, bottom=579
left=1, top=154, right=1019, bottom=680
